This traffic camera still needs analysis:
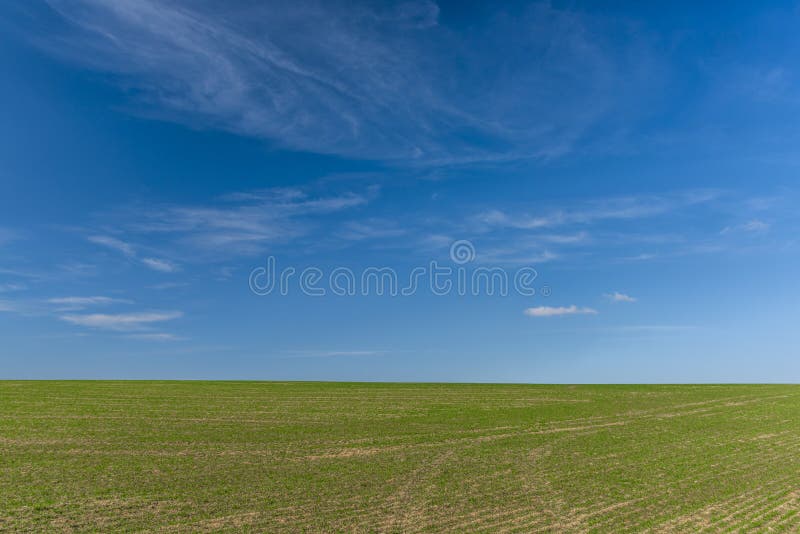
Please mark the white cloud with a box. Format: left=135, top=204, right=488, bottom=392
left=0, top=300, right=15, bottom=312
left=89, top=235, right=181, bottom=273
left=742, top=219, right=770, bottom=232
left=48, top=296, right=131, bottom=311
left=48, top=296, right=121, bottom=306
left=41, top=0, right=658, bottom=162
left=604, top=292, right=637, bottom=303
left=281, top=349, right=388, bottom=358
left=120, top=186, right=374, bottom=256
left=337, top=220, right=407, bottom=241
left=477, top=209, right=553, bottom=229
left=0, top=283, right=26, bottom=292
left=478, top=191, right=719, bottom=232
left=523, top=305, right=597, bottom=317
left=141, top=257, right=180, bottom=273
left=0, top=228, right=18, bottom=247
left=541, top=232, right=589, bottom=244
left=624, top=253, right=657, bottom=261
left=614, top=325, right=696, bottom=333
left=125, top=332, right=184, bottom=341
left=721, top=219, right=770, bottom=235
left=148, top=282, right=189, bottom=290
left=461, top=191, right=727, bottom=266
left=478, top=248, right=558, bottom=265
left=60, top=311, right=182, bottom=331
left=88, top=235, right=135, bottom=257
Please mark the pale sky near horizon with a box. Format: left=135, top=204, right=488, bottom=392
left=1, top=1, right=800, bottom=381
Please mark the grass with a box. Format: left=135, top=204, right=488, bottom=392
left=1, top=382, right=799, bottom=532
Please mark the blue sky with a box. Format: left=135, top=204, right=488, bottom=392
left=1, top=0, right=800, bottom=381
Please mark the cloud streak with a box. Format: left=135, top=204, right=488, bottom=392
left=0, top=283, right=26, bottom=293
left=60, top=311, right=183, bottom=331
left=0, top=227, right=18, bottom=247
left=88, top=235, right=135, bottom=257
left=523, top=305, right=598, bottom=317
left=88, top=235, right=180, bottom=272
left=280, top=349, right=388, bottom=358
left=141, top=258, right=180, bottom=273
left=125, top=332, right=185, bottom=342
left=721, top=219, right=770, bottom=235
left=477, top=191, right=719, bottom=232
left=48, top=296, right=132, bottom=310
left=48, top=296, right=123, bottom=305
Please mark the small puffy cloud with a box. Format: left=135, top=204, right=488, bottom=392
left=0, top=300, right=15, bottom=312
left=60, top=311, right=182, bottom=331
left=604, top=292, right=637, bottom=303
left=523, top=305, right=597, bottom=317
left=141, top=257, right=180, bottom=273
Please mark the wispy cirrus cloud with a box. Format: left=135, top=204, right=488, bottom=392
left=88, top=235, right=135, bottom=257
left=39, top=0, right=659, bottom=163
left=60, top=311, right=183, bottom=331
left=116, top=186, right=376, bottom=257
left=720, top=219, right=770, bottom=235
left=523, top=305, right=597, bottom=317
left=0, top=227, right=18, bottom=247
left=0, top=283, right=26, bottom=292
left=48, top=296, right=124, bottom=306
left=47, top=296, right=131, bottom=311
left=336, top=220, right=407, bottom=241
left=476, top=191, right=719, bottom=232
left=477, top=247, right=558, bottom=265
left=432, top=191, right=722, bottom=266
left=88, top=235, right=180, bottom=272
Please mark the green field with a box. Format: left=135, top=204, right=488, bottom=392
left=2, top=382, right=799, bottom=532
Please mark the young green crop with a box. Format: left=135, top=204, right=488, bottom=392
left=1, top=382, right=798, bottom=532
